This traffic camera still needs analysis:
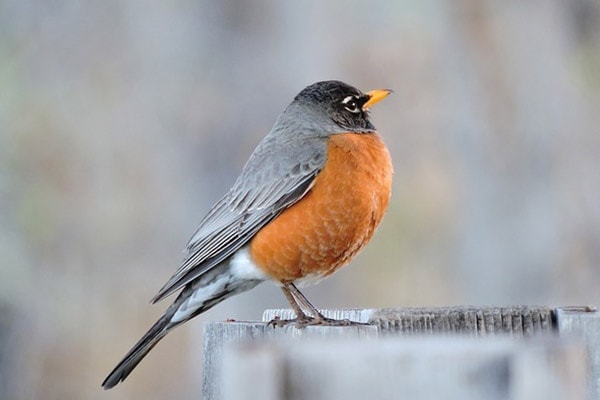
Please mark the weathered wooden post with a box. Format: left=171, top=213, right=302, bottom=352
left=555, top=307, right=600, bottom=397
left=204, top=321, right=378, bottom=399
left=203, top=306, right=599, bottom=400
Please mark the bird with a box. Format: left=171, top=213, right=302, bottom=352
left=102, top=80, right=393, bottom=389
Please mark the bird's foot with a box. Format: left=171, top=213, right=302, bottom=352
left=267, top=315, right=367, bottom=328
left=267, top=315, right=297, bottom=328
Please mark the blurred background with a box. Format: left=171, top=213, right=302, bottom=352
left=1, top=0, right=599, bottom=399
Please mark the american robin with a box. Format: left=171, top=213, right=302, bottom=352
left=102, top=80, right=393, bottom=389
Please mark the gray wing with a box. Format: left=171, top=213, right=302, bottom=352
left=151, top=135, right=327, bottom=303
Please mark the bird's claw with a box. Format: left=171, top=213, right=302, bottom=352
left=267, top=315, right=367, bottom=328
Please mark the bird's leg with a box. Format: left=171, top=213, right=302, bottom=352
left=280, top=284, right=311, bottom=321
left=285, top=282, right=328, bottom=320
left=268, top=284, right=315, bottom=327
left=288, top=283, right=360, bottom=325
left=269, top=282, right=363, bottom=327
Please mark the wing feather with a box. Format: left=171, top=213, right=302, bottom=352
left=151, top=138, right=326, bottom=303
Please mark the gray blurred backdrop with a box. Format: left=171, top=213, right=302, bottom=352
left=1, top=1, right=599, bottom=399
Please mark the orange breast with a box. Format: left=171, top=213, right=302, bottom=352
left=249, top=132, right=393, bottom=284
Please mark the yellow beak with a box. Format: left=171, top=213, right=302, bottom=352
left=362, top=89, right=393, bottom=110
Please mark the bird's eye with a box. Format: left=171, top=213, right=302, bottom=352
left=342, top=96, right=360, bottom=113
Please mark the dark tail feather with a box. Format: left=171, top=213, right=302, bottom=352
left=102, top=315, right=175, bottom=389
left=102, top=261, right=265, bottom=389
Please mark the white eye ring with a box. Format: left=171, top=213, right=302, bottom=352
left=342, top=96, right=360, bottom=113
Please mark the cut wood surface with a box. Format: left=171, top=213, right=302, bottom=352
left=263, top=306, right=556, bottom=335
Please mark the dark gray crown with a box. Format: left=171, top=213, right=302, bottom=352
left=292, top=80, right=375, bottom=133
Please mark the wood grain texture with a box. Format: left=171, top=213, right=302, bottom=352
left=263, top=306, right=555, bottom=336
